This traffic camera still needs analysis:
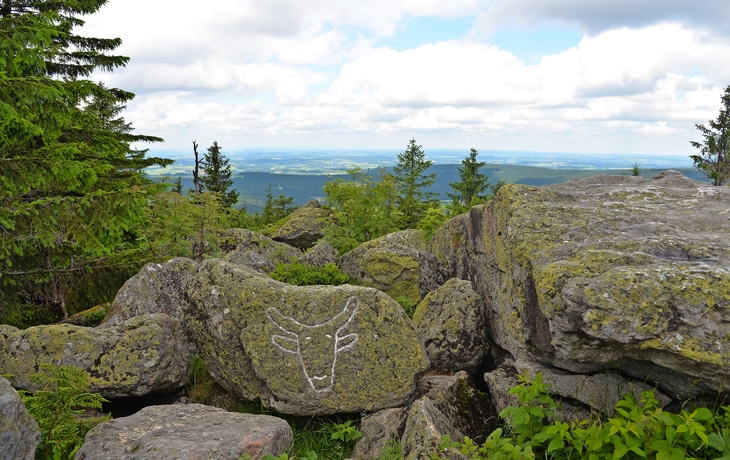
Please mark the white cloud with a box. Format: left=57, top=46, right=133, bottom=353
left=78, top=0, right=730, bottom=154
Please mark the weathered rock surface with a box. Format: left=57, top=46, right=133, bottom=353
left=339, top=229, right=449, bottom=302
left=222, top=229, right=302, bottom=273
left=0, top=376, right=40, bottom=460
left=270, top=200, right=328, bottom=249
left=351, top=407, right=408, bottom=460
left=0, top=314, right=193, bottom=398
left=101, top=258, right=198, bottom=327
left=299, top=240, right=339, bottom=268
left=183, top=259, right=429, bottom=415
left=401, top=397, right=466, bottom=460
left=74, top=403, right=292, bottom=460
left=514, top=359, right=671, bottom=416
left=413, top=279, right=489, bottom=373
left=432, top=172, right=730, bottom=399
left=416, top=372, right=497, bottom=441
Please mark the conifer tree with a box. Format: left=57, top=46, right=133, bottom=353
left=690, top=85, right=730, bottom=186
left=0, top=0, right=171, bottom=321
left=200, top=141, right=238, bottom=207
left=393, top=139, right=437, bottom=229
left=448, top=147, right=491, bottom=208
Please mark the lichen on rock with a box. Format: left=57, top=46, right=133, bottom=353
left=183, top=259, right=429, bottom=415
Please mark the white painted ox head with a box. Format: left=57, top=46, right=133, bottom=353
left=266, top=297, right=359, bottom=392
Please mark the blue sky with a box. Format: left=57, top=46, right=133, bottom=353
left=81, top=0, right=730, bottom=156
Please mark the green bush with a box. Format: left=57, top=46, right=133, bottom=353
left=435, top=372, right=730, bottom=460
left=396, top=296, right=419, bottom=319
left=270, top=262, right=353, bottom=286
left=20, top=364, right=109, bottom=460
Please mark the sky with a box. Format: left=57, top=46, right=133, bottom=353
left=81, top=0, right=730, bottom=156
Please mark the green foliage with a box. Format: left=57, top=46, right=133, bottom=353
left=381, top=436, right=405, bottom=460
left=632, top=163, right=642, bottom=176
left=291, top=417, right=361, bottom=460
left=140, top=191, right=235, bottom=262
left=690, top=84, right=730, bottom=186
left=394, top=139, right=438, bottom=229
left=270, top=262, right=353, bottom=286
left=0, top=0, right=171, bottom=320
left=20, top=364, right=109, bottom=460
left=448, top=148, right=491, bottom=209
left=433, top=371, right=730, bottom=460
left=200, top=141, right=239, bottom=208
left=323, top=167, right=401, bottom=253
left=396, top=296, right=419, bottom=319
left=417, top=206, right=448, bottom=241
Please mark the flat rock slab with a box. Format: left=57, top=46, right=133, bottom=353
left=74, top=403, right=292, bottom=460
left=184, top=259, right=429, bottom=415
left=0, top=376, right=40, bottom=460
left=0, top=314, right=192, bottom=398
left=432, top=171, right=730, bottom=399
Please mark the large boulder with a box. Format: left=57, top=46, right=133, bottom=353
left=338, top=230, right=449, bottom=303
left=101, top=258, right=198, bottom=327
left=432, top=171, right=730, bottom=400
left=0, top=314, right=193, bottom=399
left=412, top=278, right=489, bottom=373
left=351, top=407, right=408, bottom=460
left=270, top=200, right=328, bottom=249
left=183, top=259, right=429, bottom=415
left=0, top=376, right=40, bottom=460
left=299, top=240, right=339, bottom=268
left=221, top=229, right=302, bottom=273
left=401, top=397, right=466, bottom=460
left=416, top=372, right=497, bottom=442
left=74, top=403, right=292, bottom=460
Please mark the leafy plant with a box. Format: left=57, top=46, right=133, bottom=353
left=270, top=262, right=353, bottom=286
left=396, top=296, right=419, bottom=319
left=433, top=371, right=730, bottom=460
left=20, top=364, right=109, bottom=460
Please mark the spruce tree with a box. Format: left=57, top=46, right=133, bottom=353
left=448, top=147, right=491, bottom=208
left=690, top=85, right=730, bottom=186
left=393, top=139, right=437, bottom=229
left=0, top=0, right=171, bottom=321
left=200, top=141, right=239, bottom=207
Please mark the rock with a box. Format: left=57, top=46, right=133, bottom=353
left=432, top=173, right=730, bottom=399
left=221, top=229, right=302, bottom=273
left=412, top=279, right=489, bottom=373
left=0, top=376, right=40, bottom=460
left=338, top=230, right=449, bottom=303
left=101, top=258, right=198, bottom=327
left=482, top=359, right=520, bottom=415
left=401, top=397, right=466, bottom=460
left=514, top=359, right=671, bottom=416
left=183, top=259, right=429, bottom=415
left=270, top=200, right=328, bottom=249
left=416, top=372, right=497, bottom=442
left=74, top=403, right=292, bottom=460
left=351, top=407, right=408, bottom=460
left=299, top=240, right=339, bottom=268
left=62, top=302, right=113, bottom=327
left=483, top=358, right=591, bottom=423
left=0, top=314, right=193, bottom=399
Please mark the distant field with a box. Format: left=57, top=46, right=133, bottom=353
left=159, top=164, right=708, bottom=214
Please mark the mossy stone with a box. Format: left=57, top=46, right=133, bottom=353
left=184, top=259, right=429, bottom=415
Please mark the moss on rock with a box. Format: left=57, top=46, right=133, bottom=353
left=184, top=259, right=429, bottom=415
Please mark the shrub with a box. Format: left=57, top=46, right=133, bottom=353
left=270, top=262, right=353, bottom=286
left=20, top=364, right=109, bottom=460
left=435, top=371, right=730, bottom=460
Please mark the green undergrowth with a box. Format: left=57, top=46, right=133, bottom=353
left=434, top=372, right=730, bottom=460
left=269, top=261, right=354, bottom=286
left=19, top=365, right=110, bottom=460
left=396, top=296, right=419, bottom=318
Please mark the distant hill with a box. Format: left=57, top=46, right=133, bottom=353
left=162, top=165, right=708, bottom=214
